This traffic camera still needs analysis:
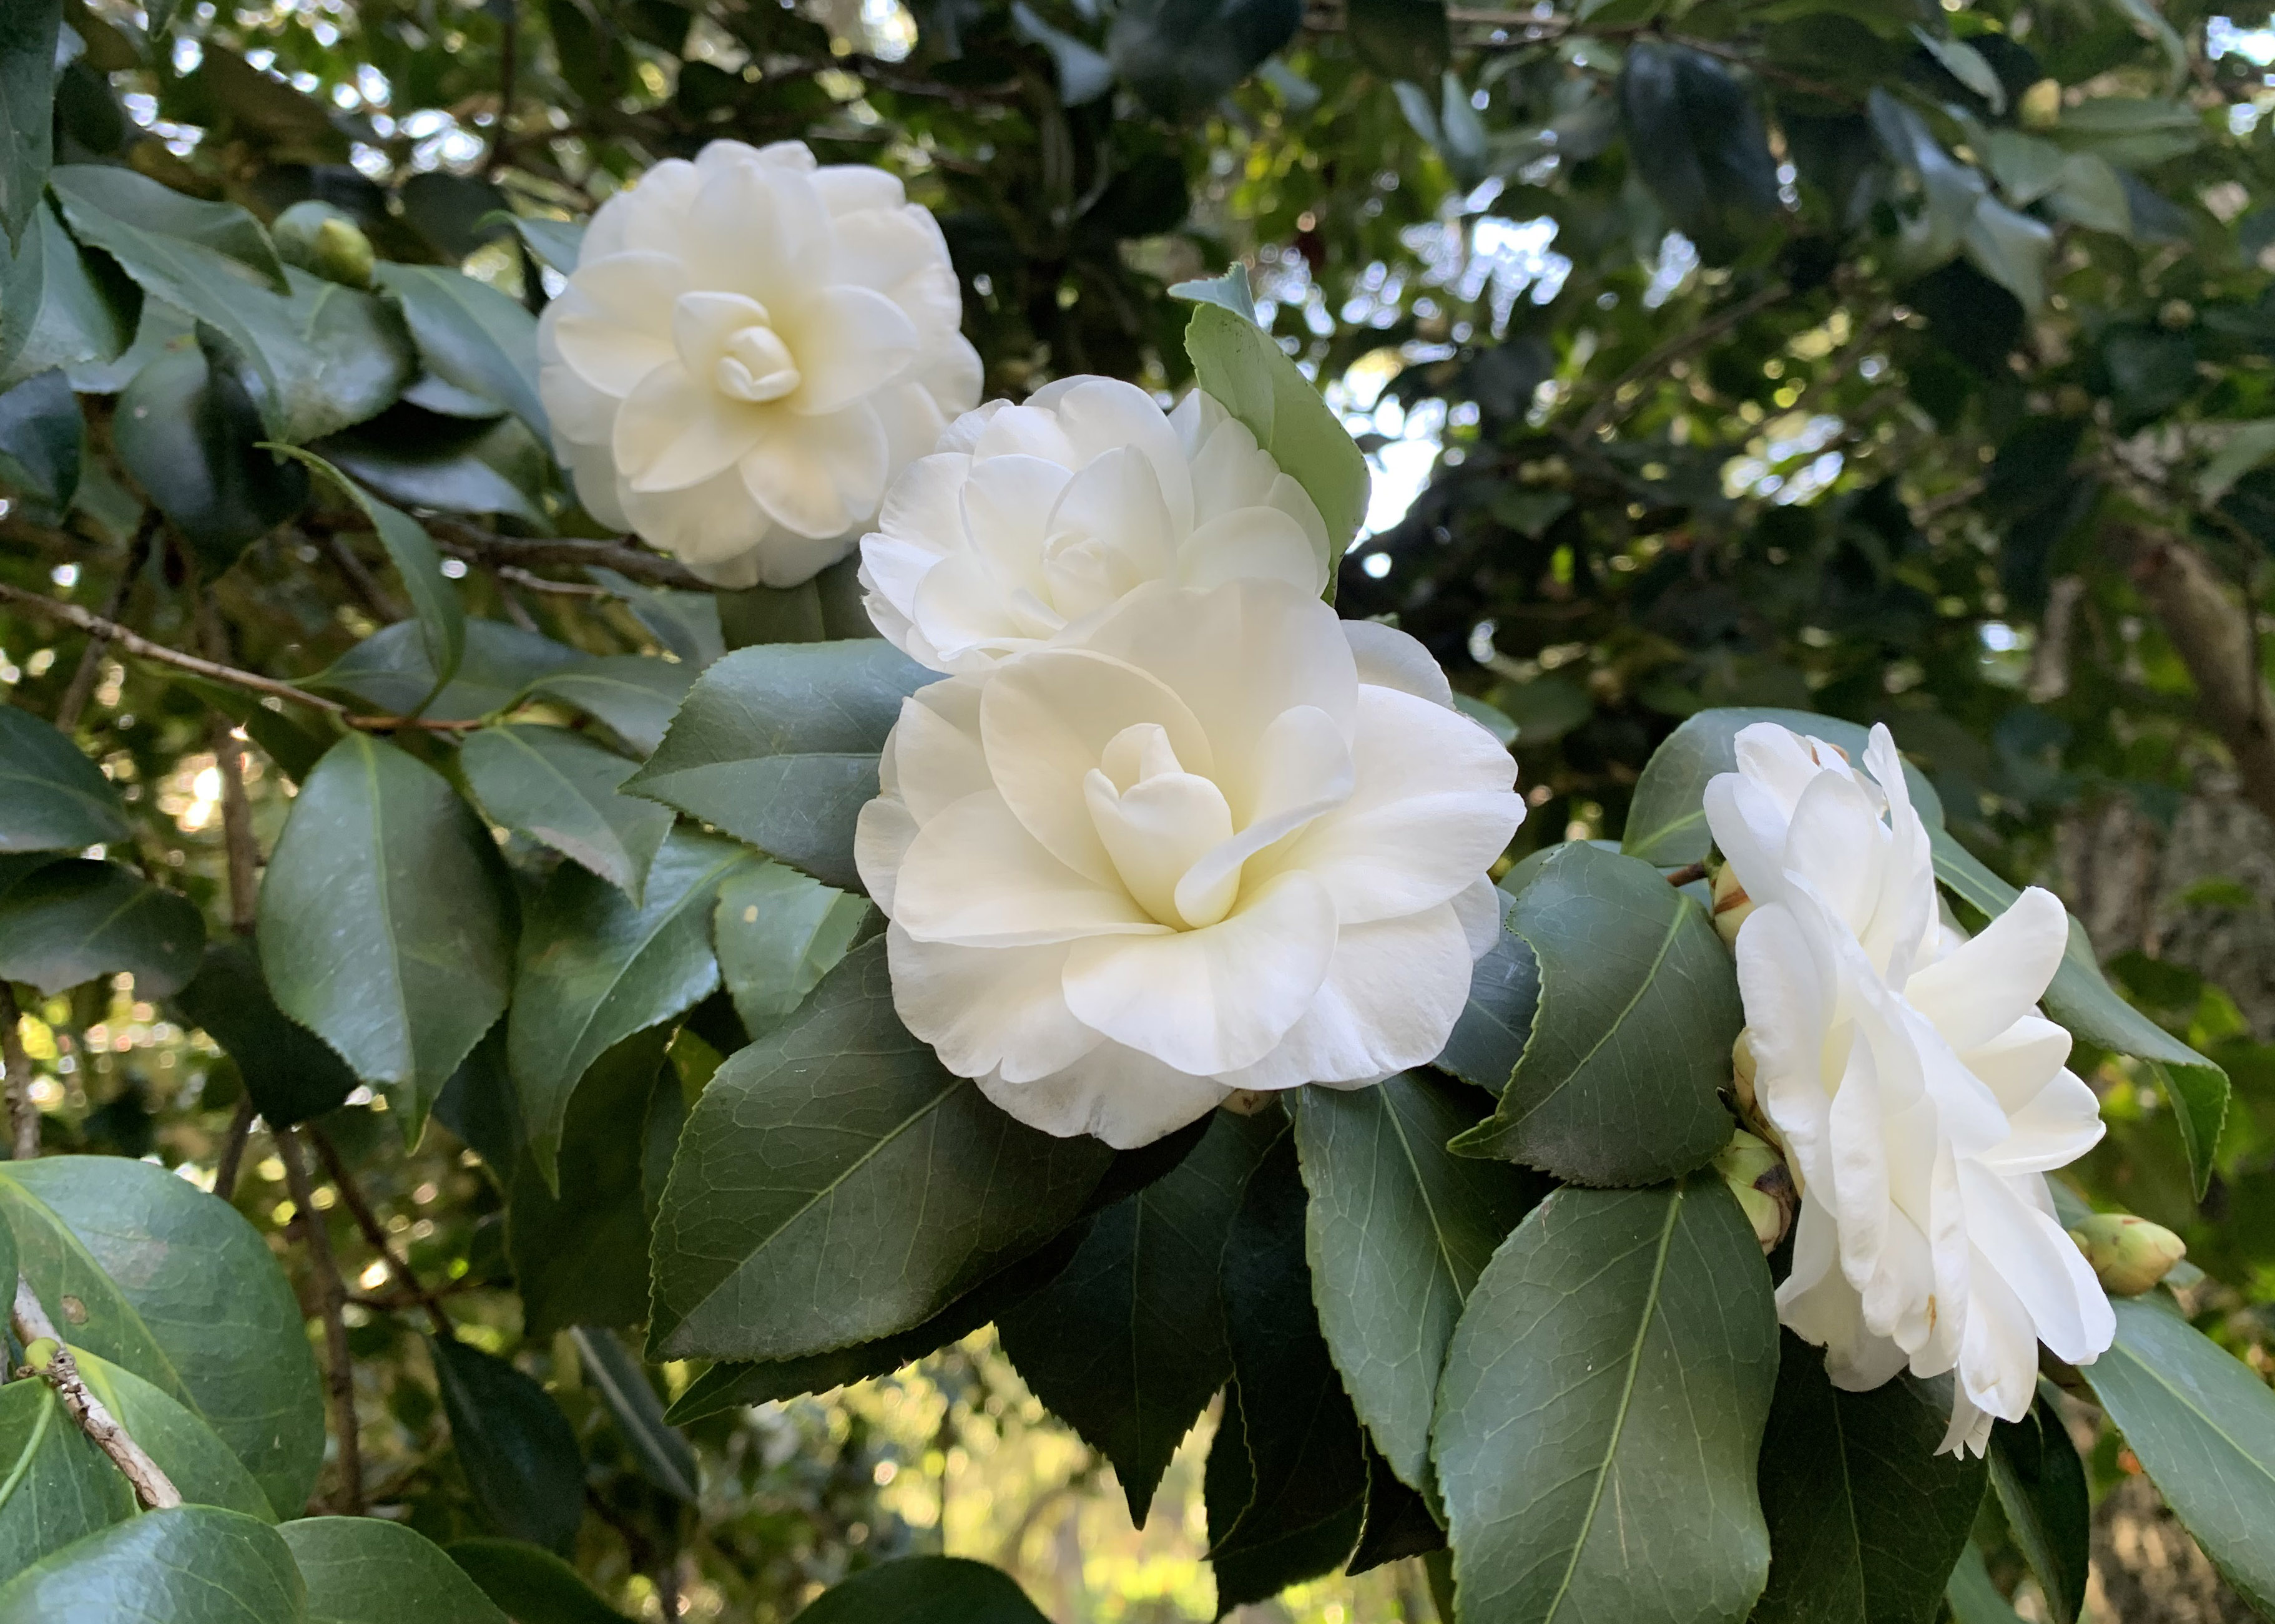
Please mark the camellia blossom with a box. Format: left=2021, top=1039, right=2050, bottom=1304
left=859, top=376, right=1334, bottom=674
left=855, top=578, right=1524, bottom=1147
left=536, top=139, right=982, bottom=589
left=1706, top=723, right=2111, bottom=1455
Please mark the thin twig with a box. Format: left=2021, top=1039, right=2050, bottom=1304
left=278, top=1128, right=363, bottom=1515
left=0, top=987, right=36, bottom=1162
left=318, top=532, right=405, bottom=624
left=308, top=1126, right=455, bottom=1339
left=1663, top=861, right=1707, bottom=888
left=52, top=517, right=157, bottom=733
left=12, top=1277, right=181, bottom=1509
left=423, top=519, right=719, bottom=592
left=496, top=564, right=607, bottom=597
left=214, top=1095, right=257, bottom=1203
left=1572, top=282, right=1791, bottom=443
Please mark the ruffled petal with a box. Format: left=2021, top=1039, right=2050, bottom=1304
left=1344, top=619, right=1454, bottom=708
left=892, top=790, right=1166, bottom=947
left=737, top=401, right=890, bottom=538
left=1903, top=886, right=2069, bottom=1052
left=978, top=1042, right=1232, bottom=1149
left=612, top=364, right=769, bottom=493
left=784, top=285, right=921, bottom=416
left=885, top=926, right=1102, bottom=1085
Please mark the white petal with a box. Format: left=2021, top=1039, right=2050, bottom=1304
left=1221, top=902, right=1475, bottom=1089
left=1959, top=1162, right=2114, bottom=1364
left=1453, top=874, right=1503, bottom=959
left=1978, top=1067, right=2104, bottom=1175
left=538, top=354, right=621, bottom=447
left=738, top=401, right=890, bottom=538
left=978, top=1042, right=1231, bottom=1149
left=1733, top=902, right=1839, bottom=1183
left=962, top=454, right=1073, bottom=583
left=812, top=162, right=905, bottom=214
left=1175, top=507, right=1328, bottom=595
left=1061, top=871, right=1337, bottom=1075
left=613, top=364, right=768, bottom=493
left=680, top=156, right=830, bottom=303
left=550, top=253, right=685, bottom=394
left=854, top=795, right=918, bottom=915
left=883, top=677, right=990, bottom=820
left=1343, top=619, right=1453, bottom=708
left=1904, top=887, right=2068, bottom=1052
left=785, top=285, right=921, bottom=416
left=619, top=462, right=769, bottom=565
left=893, top=791, right=1165, bottom=947
left=886, top=926, right=1102, bottom=1085
left=1172, top=703, right=1352, bottom=919
left=832, top=208, right=960, bottom=330
left=870, top=379, right=953, bottom=474
left=1950, top=1254, right=2044, bottom=1429
left=1047, top=378, right=1195, bottom=537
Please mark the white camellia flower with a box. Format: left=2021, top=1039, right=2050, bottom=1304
left=855, top=577, right=1525, bottom=1147
left=1706, top=723, right=2112, bottom=1456
left=536, top=139, right=983, bottom=589
left=859, top=376, right=1334, bottom=673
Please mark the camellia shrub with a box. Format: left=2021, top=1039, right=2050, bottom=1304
left=1, top=2, right=2274, bottom=1622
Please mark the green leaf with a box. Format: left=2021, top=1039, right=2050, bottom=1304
left=507, top=829, right=750, bottom=1183
left=1183, top=301, right=1369, bottom=559
left=428, top=1337, right=585, bottom=1555
left=166, top=940, right=359, bottom=1128
left=1347, top=0, right=1447, bottom=83
left=1435, top=1179, right=1779, bottom=1624
left=648, top=937, right=1113, bottom=1361
left=54, top=167, right=285, bottom=289
left=0, top=1154, right=324, bottom=1520
left=712, top=861, right=873, bottom=1041
left=507, top=1027, right=674, bottom=1335
left=568, top=1328, right=698, bottom=1503
left=114, top=337, right=310, bottom=570
left=273, top=449, right=464, bottom=712
left=1207, top=1130, right=1368, bottom=1608
left=0, top=858, right=205, bottom=997
left=1432, top=886, right=1538, bottom=1095
left=2081, top=1293, right=2275, bottom=1613
left=447, top=1539, right=632, bottom=1624
left=1930, top=831, right=2229, bottom=1198
left=0, top=1, right=59, bottom=248
left=1294, top=1073, right=1544, bottom=1499
left=996, top=1107, right=1282, bottom=1524
left=0, top=200, right=139, bottom=391
left=1987, top=1394, right=2089, bottom=1624
left=1010, top=4, right=1114, bottom=105
left=460, top=725, right=674, bottom=902
left=1963, top=197, right=2053, bottom=315
left=0, top=369, right=81, bottom=519
left=624, top=640, right=933, bottom=892
left=0, top=1506, right=307, bottom=1624
left=1913, top=27, right=2004, bottom=112
left=74, top=1349, right=276, bottom=1519
left=1620, top=707, right=1946, bottom=868
left=1348, top=1447, right=1448, bottom=1573
left=587, top=567, right=725, bottom=670
left=0, top=706, right=127, bottom=853
left=317, top=619, right=582, bottom=724
left=258, top=734, right=516, bottom=1133
left=794, top=1557, right=1052, bottom=1624
left=0, top=1379, right=137, bottom=1579
left=372, top=263, right=547, bottom=442
left=1943, top=1545, right=2026, bottom=1624
left=317, top=408, right=548, bottom=527
left=1106, top=0, right=1302, bottom=119
left=1451, top=843, right=1739, bottom=1186
left=1619, top=42, right=1781, bottom=265
left=281, top=1517, right=512, bottom=1624
left=483, top=213, right=586, bottom=275
left=524, top=657, right=695, bottom=758
left=1166, top=263, right=1256, bottom=321
left=1751, top=1332, right=1987, bottom=1624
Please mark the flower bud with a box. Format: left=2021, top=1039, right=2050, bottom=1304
left=272, top=200, right=375, bottom=288
left=2068, top=1213, right=2187, bottom=1297
left=1710, top=859, right=1754, bottom=948
left=19, top=1338, right=56, bottom=1372
left=1715, top=1128, right=1796, bottom=1253
left=1729, top=1029, right=1792, bottom=1170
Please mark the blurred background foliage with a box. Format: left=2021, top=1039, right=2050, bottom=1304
left=9, top=0, right=2275, bottom=1617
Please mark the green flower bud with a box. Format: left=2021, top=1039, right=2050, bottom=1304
left=1710, top=859, right=1754, bottom=948
left=2068, top=1213, right=2187, bottom=1297
left=1729, top=1029, right=1792, bottom=1175
left=1715, top=1128, right=1796, bottom=1253
left=272, top=200, right=375, bottom=288
left=19, top=1337, right=57, bottom=1372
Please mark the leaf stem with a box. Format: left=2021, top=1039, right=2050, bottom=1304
left=11, top=1277, right=182, bottom=1510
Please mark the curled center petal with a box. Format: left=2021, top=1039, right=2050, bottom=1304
left=1085, top=725, right=1237, bottom=928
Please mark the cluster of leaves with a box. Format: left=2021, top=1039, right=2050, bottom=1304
left=4, top=0, right=2275, bottom=1619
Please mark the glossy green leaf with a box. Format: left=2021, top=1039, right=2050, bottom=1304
left=317, top=407, right=547, bottom=526
left=1432, top=886, right=1538, bottom=1095
left=0, top=0, right=59, bottom=248
left=1295, top=1072, right=1544, bottom=1497
left=484, top=212, right=586, bottom=275
left=0, top=1155, right=325, bottom=1519
left=794, top=1557, right=1052, bottom=1624
left=1106, top=0, right=1303, bottom=120
left=1751, top=1332, right=1987, bottom=1624
left=1987, top=1394, right=2089, bottom=1624
left=0, top=201, right=139, bottom=391
left=569, top=1328, right=698, bottom=1503
left=447, top=1539, right=632, bottom=1624
left=0, top=1377, right=136, bottom=1578
left=1184, top=301, right=1368, bottom=558
left=712, top=861, right=873, bottom=1041
left=114, top=338, right=310, bottom=569
left=0, top=369, right=82, bottom=519
left=0, top=1506, right=306, bottom=1624
left=54, top=167, right=285, bottom=288
left=997, top=1107, right=1282, bottom=1524
left=526, top=657, right=696, bottom=758
left=649, top=937, right=1114, bottom=1361
left=1207, top=1129, right=1368, bottom=1607
left=1620, top=707, right=1945, bottom=867
left=1348, top=1447, right=1448, bottom=1575
left=0, top=858, right=205, bottom=997
left=372, top=263, right=547, bottom=440
left=1943, top=1545, right=2026, bottom=1624
left=507, top=830, right=750, bottom=1183
left=587, top=567, right=724, bottom=670
left=1930, top=832, right=2228, bottom=1198
left=1451, top=841, right=1739, bottom=1186
left=74, top=1349, right=275, bottom=1519
left=281, top=1517, right=512, bottom=1624
left=316, top=618, right=583, bottom=723
left=2082, top=1293, right=2275, bottom=1613
left=460, top=725, right=674, bottom=902
left=258, top=734, right=515, bottom=1132
left=1435, top=1179, right=1779, bottom=1624
left=508, top=1027, right=673, bottom=1334
left=624, top=640, right=933, bottom=891
left=169, top=939, right=358, bottom=1127
left=429, top=1337, right=585, bottom=1555
left=0, top=706, right=127, bottom=853
left=1619, top=42, right=1780, bottom=264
